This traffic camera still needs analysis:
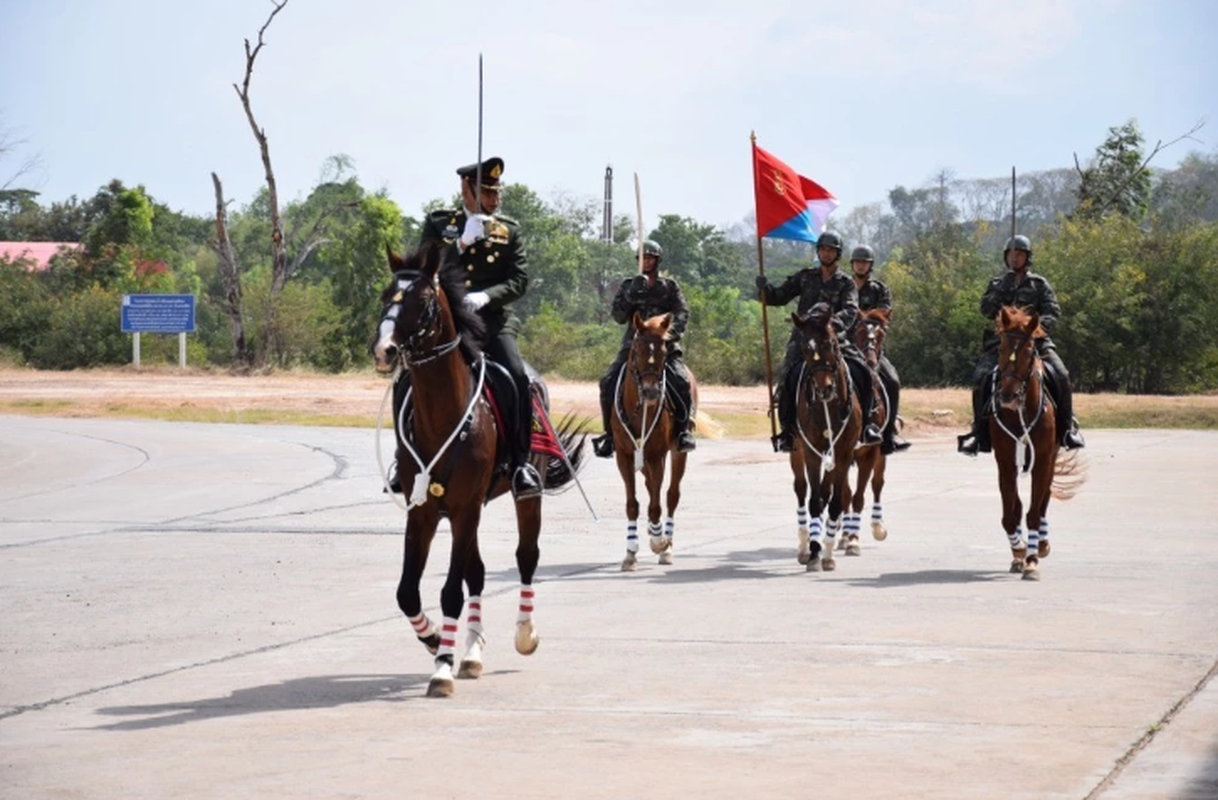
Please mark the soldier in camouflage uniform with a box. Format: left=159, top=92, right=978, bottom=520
left=416, top=156, right=542, bottom=498
left=756, top=231, right=883, bottom=453
left=958, top=235, right=1086, bottom=456
left=592, top=240, right=696, bottom=458
left=850, top=244, right=910, bottom=455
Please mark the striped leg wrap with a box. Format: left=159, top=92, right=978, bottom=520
left=409, top=613, right=437, bottom=640
left=1007, top=527, right=1025, bottom=549
left=1039, top=518, right=1049, bottom=542
left=648, top=521, right=662, bottom=537
left=466, top=596, right=484, bottom=647
left=844, top=513, right=861, bottom=537
left=517, top=585, right=535, bottom=623
left=808, top=516, right=823, bottom=545
left=663, top=518, right=674, bottom=541
left=824, top=515, right=839, bottom=543
left=437, top=616, right=459, bottom=660
left=626, top=521, right=639, bottom=553
left=1026, top=527, right=1039, bottom=558
left=871, top=502, right=884, bottom=523
left=797, top=506, right=808, bottom=531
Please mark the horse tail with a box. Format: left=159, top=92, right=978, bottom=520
left=542, top=413, right=591, bottom=491
left=1051, top=449, right=1087, bottom=501
left=693, top=409, right=725, bottom=440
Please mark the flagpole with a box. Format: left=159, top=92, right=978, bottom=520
left=751, top=131, right=778, bottom=449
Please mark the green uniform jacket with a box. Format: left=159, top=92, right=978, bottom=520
left=611, top=273, right=690, bottom=355
left=419, top=209, right=529, bottom=335
left=856, top=277, right=892, bottom=314
left=760, top=267, right=859, bottom=334
left=979, top=269, right=1061, bottom=349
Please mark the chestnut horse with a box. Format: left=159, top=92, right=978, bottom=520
left=611, top=312, right=697, bottom=571
left=988, top=306, right=1083, bottom=580
left=371, top=242, right=586, bottom=696
left=790, top=303, right=863, bottom=572
left=839, top=307, right=891, bottom=554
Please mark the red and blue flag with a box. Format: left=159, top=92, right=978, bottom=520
left=752, top=143, right=839, bottom=243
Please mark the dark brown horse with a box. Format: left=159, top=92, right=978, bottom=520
left=839, top=307, right=891, bottom=555
left=789, top=303, right=862, bottom=572
left=371, top=242, right=586, bottom=696
left=611, top=312, right=697, bottom=571
left=989, top=306, right=1083, bottom=580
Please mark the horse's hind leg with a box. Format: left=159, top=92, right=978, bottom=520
left=458, top=543, right=487, bottom=680
left=396, top=509, right=441, bottom=656
left=842, top=454, right=867, bottom=556
left=644, top=456, right=666, bottom=559
left=513, top=496, right=542, bottom=655
left=791, top=449, right=816, bottom=565
left=996, top=458, right=1026, bottom=574
left=1022, top=452, right=1056, bottom=581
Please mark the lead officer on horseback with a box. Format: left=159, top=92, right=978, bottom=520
left=411, top=156, right=542, bottom=499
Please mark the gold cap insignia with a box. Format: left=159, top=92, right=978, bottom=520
left=489, top=164, right=502, bottom=179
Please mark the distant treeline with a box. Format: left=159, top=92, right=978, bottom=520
left=2, top=121, right=1217, bottom=393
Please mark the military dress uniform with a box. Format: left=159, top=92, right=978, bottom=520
left=758, top=267, right=881, bottom=452
left=959, top=237, right=1084, bottom=454
left=592, top=267, right=695, bottom=456
left=854, top=275, right=908, bottom=454
left=416, top=156, right=541, bottom=497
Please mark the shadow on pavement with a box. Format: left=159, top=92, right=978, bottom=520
left=845, top=569, right=1012, bottom=588
left=91, top=673, right=432, bottom=730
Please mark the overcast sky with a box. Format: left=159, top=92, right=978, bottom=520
left=2, top=0, right=1216, bottom=234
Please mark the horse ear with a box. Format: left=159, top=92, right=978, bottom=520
left=659, top=312, right=673, bottom=333
left=790, top=311, right=803, bottom=327
left=632, top=311, right=644, bottom=329
left=421, top=240, right=442, bottom=280
left=386, top=245, right=404, bottom=274
left=876, top=308, right=891, bottom=325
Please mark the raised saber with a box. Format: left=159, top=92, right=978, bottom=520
left=634, top=172, right=644, bottom=274
left=475, top=54, right=484, bottom=216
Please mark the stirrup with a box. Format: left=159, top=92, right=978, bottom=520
left=957, top=432, right=979, bottom=457
left=677, top=431, right=697, bottom=453
left=863, top=424, right=883, bottom=445
left=1063, top=429, right=1086, bottom=450
left=384, top=461, right=402, bottom=494
left=512, top=463, right=542, bottom=500
left=773, top=430, right=794, bottom=453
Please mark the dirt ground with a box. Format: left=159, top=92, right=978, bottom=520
left=0, top=366, right=975, bottom=439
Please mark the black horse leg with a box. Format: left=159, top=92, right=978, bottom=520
left=396, top=509, right=440, bottom=654
left=514, top=496, right=542, bottom=655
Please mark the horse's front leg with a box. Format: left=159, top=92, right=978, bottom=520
left=458, top=522, right=487, bottom=681
left=1021, top=444, right=1058, bottom=581
left=870, top=452, right=888, bottom=541
left=428, top=504, right=481, bottom=698
left=513, top=494, right=542, bottom=655
left=806, top=459, right=831, bottom=572
left=616, top=445, right=641, bottom=571
left=643, top=449, right=670, bottom=564
left=994, top=444, right=1026, bottom=574
left=791, top=447, right=814, bottom=565
left=396, top=507, right=441, bottom=655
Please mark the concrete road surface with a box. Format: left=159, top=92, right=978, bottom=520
left=1, top=415, right=1216, bottom=799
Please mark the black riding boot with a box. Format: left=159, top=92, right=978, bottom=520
left=511, top=391, right=541, bottom=500
left=774, top=374, right=796, bottom=453
left=1056, top=382, right=1085, bottom=450
left=957, top=385, right=991, bottom=456
left=880, top=376, right=910, bottom=455
left=592, top=376, right=615, bottom=458
left=672, top=392, right=696, bottom=453
left=848, top=361, right=883, bottom=445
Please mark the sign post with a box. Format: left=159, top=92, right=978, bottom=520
left=121, top=294, right=196, bottom=368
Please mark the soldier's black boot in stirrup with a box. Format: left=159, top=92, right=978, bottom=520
left=773, top=429, right=794, bottom=453
left=677, top=430, right=697, bottom=453
left=512, top=463, right=542, bottom=500
left=592, top=433, right=614, bottom=458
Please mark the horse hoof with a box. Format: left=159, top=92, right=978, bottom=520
left=845, top=542, right=862, bottom=557
left=658, top=548, right=673, bottom=565
left=821, top=557, right=837, bottom=572
left=648, top=535, right=667, bottom=555
left=871, top=521, right=888, bottom=541
left=457, top=659, right=483, bottom=679
left=1038, top=540, right=1051, bottom=558
left=420, top=633, right=441, bottom=656
left=515, top=623, right=540, bottom=655
left=427, top=677, right=454, bottom=698
left=806, top=558, right=823, bottom=573
left=1009, top=559, right=1024, bottom=574
left=797, top=527, right=811, bottom=564
left=836, top=536, right=848, bottom=552
left=621, top=552, right=638, bottom=572
left=1022, top=567, right=1042, bottom=581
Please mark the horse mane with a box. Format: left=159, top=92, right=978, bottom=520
left=388, top=240, right=486, bottom=364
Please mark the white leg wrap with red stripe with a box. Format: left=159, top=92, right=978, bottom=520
left=437, top=616, right=459, bottom=661
left=517, top=585, right=535, bottom=624
left=409, top=612, right=437, bottom=640
left=465, top=596, right=485, bottom=649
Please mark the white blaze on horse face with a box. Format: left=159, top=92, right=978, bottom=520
left=373, top=319, right=398, bottom=369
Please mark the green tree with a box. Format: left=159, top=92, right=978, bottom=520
left=1074, top=120, right=1152, bottom=222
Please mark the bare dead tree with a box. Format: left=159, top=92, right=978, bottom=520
left=209, top=172, right=250, bottom=366
left=1072, top=118, right=1207, bottom=217
left=212, top=0, right=360, bottom=365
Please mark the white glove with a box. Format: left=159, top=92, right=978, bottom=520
left=463, top=291, right=490, bottom=312
left=459, top=214, right=492, bottom=248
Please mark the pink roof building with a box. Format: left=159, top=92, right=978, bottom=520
left=0, top=242, right=81, bottom=271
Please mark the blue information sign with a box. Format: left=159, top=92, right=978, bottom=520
left=121, top=294, right=196, bottom=334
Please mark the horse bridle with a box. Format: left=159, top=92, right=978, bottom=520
left=381, top=271, right=461, bottom=367
left=857, top=319, right=885, bottom=367
left=996, top=328, right=1041, bottom=407
left=630, top=333, right=668, bottom=392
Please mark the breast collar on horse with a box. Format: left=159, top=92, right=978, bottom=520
left=612, top=332, right=669, bottom=468
left=795, top=337, right=855, bottom=473
left=383, top=270, right=487, bottom=508
left=988, top=327, right=1049, bottom=475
